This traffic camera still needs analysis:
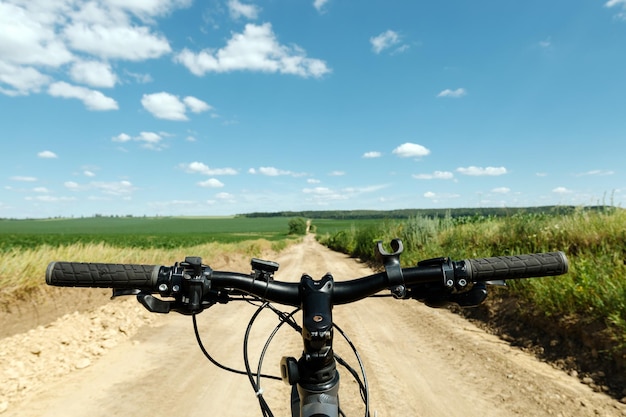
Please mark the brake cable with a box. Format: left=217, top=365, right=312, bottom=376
left=194, top=295, right=372, bottom=417
left=191, top=305, right=281, bottom=381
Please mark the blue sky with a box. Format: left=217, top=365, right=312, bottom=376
left=1, top=0, right=625, bottom=218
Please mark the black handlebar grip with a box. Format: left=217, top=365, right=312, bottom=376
left=46, top=261, right=160, bottom=290
left=464, top=251, right=568, bottom=281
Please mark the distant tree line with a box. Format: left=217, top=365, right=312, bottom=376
left=240, top=206, right=616, bottom=220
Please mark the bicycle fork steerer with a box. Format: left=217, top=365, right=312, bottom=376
left=279, top=239, right=405, bottom=416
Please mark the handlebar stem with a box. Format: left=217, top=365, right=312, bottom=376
left=296, top=273, right=341, bottom=417
left=299, top=274, right=335, bottom=372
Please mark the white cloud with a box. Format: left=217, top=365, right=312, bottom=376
left=33, top=187, right=49, bottom=193
left=106, top=0, right=192, bottom=18
left=437, top=88, right=467, bottom=98
left=84, top=170, right=96, bottom=177
left=48, top=81, right=118, bottom=110
left=392, top=143, right=431, bottom=158
left=183, top=96, right=212, bottom=113
left=111, top=131, right=167, bottom=150
left=112, top=133, right=132, bottom=142
left=313, top=0, right=330, bottom=12
left=457, top=166, right=507, bottom=176
left=423, top=191, right=460, bottom=201
left=92, top=180, right=136, bottom=196
left=182, top=162, right=238, bottom=176
left=302, top=184, right=387, bottom=204
left=249, top=166, right=307, bottom=177
left=491, top=187, right=511, bottom=194
left=64, top=23, right=171, bottom=61
left=0, top=2, right=74, bottom=68
left=0, top=61, right=51, bottom=95
left=328, top=171, right=345, bottom=176
left=215, top=192, right=236, bottom=202
left=363, top=151, right=382, bottom=158
left=125, top=70, right=153, bottom=84
left=539, top=38, right=552, bottom=48
left=606, top=0, right=626, bottom=18
left=65, top=181, right=80, bottom=190
left=370, top=30, right=400, bottom=54
left=604, top=0, right=626, bottom=17
left=413, top=171, right=454, bottom=180
left=259, top=167, right=289, bottom=176
left=0, top=0, right=189, bottom=98
left=198, top=178, right=225, bottom=188
left=137, top=131, right=162, bottom=144
left=553, top=186, right=572, bottom=194
left=142, top=92, right=211, bottom=120
left=175, top=23, right=331, bottom=78
left=70, top=60, right=118, bottom=88
left=303, top=186, right=340, bottom=196
left=228, top=0, right=260, bottom=19
left=63, top=179, right=136, bottom=196
left=575, top=169, right=615, bottom=177
left=344, top=185, right=387, bottom=194
left=37, top=150, right=58, bottom=159
left=11, top=176, right=37, bottom=182
left=26, top=195, right=76, bottom=203
left=141, top=92, right=187, bottom=120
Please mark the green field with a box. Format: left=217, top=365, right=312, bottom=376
left=0, top=216, right=298, bottom=250
left=0, top=216, right=392, bottom=251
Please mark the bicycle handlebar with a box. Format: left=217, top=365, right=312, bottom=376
left=43, top=243, right=569, bottom=417
left=46, top=251, right=568, bottom=308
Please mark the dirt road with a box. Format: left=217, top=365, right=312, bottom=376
left=2, top=235, right=625, bottom=416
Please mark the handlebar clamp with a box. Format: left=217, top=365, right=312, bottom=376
left=376, top=239, right=406, bottom=298
left=417, top=257, right=467, bottom=290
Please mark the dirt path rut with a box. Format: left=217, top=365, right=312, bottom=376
left=2, top=235, right=625, bottom=416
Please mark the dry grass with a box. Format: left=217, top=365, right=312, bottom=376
left=0, top=238, right=288, bottom=304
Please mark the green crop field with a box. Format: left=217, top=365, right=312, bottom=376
left=0, top=215, right=396, bottom=251
left=0, top=216, right=296, bottom=250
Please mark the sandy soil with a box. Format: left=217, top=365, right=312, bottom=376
left=1, top=235, right=625, bottom=416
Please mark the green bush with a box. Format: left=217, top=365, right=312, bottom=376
left=288, top=217, right=308, bottom=235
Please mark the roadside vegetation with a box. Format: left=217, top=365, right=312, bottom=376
left=0, top=216, right=297, bottom=305
left=0, top=239, right=286, bottom=295
left=318, top=207, right=626, bottom=393
left=318, top=207, right=626, bottom=327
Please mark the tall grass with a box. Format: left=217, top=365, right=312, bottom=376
left=0, top=238, right=285, bottom=303
left=318, top=208, right=626, bottom=344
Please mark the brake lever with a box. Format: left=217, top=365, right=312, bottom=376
left=137, top=293, right=172, bottom=314
left=111, top=288, right=141, bottom=299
